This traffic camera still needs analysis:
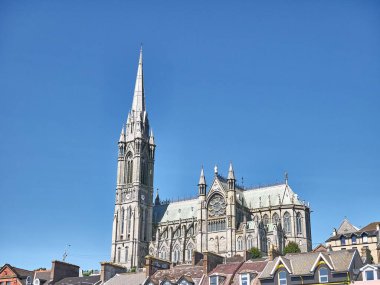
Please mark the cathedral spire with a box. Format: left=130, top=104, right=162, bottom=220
left=198, top=166, right=206, bottom=185
left=227, top=162, right=235, bottom=180
left=131, top=46, right=145, bottom=113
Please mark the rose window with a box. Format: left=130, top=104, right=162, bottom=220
left=208, top=194, right=226, bottom=217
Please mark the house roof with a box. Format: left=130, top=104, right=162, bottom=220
left=0, top=264, right=34, bottom=285
left=360, top=222, right=380, bottom=232
left=33, top=270, right=51, bottom=285
left=259, top=249, right=361, bottom=279
left=54, top=275, right=100, bottom=285
left=326, top=220, right=379, bottom=242
left=232, top=261, right=268, bottom=285
left=336, top=219, right=359, bottom=235
left=104, top=272, right=146, bottom=285
left=149, top=265, right=204, bottom=285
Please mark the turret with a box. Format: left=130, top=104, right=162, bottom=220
left=227, top=162, right=235, bottom=190
left=198, top=167, right=207, bottom=196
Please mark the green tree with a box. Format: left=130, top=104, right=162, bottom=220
left=249, top=247, right=262, bottom=259
left=283, top=241, right=301, bottom=254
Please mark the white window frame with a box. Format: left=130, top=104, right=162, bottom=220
left=362, top=234, right=368, bottom=243
left=278, top=271, right=287, bottom=285
left=240, top=273, right=250, bottom=285
left=364, top=270, right=376, bottom=281
left=209, top=276, right=219, bottom=285
left=319, top=267, right=329, bottom=283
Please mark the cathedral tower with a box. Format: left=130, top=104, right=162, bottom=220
left=111, top=48, right=155, bottom=268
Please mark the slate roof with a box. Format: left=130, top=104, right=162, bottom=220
left=337, top=219, right=359, bottom=235
left=232, top=260, right=268, bottom=285
left=149, top=265, right=204, bottom=285
left=54, top=275, right=100, bottom=285
left=326, top=221, right=379, bottom=242
left=242, top=184, right=305, bottom=209
left=199, top=262, right=240, bottom=285
left=33, top=271, right=51, bottom=285
left=0, top=264, right=34, bottom=285
left=153, top=199, right=198, bottom=224
left=104, top=272, right=146, bottom=285
left=360, top=222, right=380, bottom=232
left=259, top=249, right=360, bottom=279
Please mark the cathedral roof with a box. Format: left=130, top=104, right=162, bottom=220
left=153, top=198, right=198, bottom=223
left=241, top=183, right=306, bottom=209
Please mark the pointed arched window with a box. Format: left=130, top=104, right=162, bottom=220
left=121, top=208, right=125, bottom=235
left=272, top=213, right=280, bottom=225
left=283, top=212, right=291, bottom=234
left=296, top=212, right=302, bottom=235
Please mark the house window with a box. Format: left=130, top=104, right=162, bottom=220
left=365, top=271, right=375, bottom=281
left=362, top=234, right=368, bottom=243
left=340, top=236, right=346, bottom=245
left=352, top=236, right=357, bottom=244
left=278, top=271, right=287, bottom=285
left=319, top=268, right=329, bottom=283
left=240, top=273, right=249, bottom=285
left=210, top=276, right=218, bottom=285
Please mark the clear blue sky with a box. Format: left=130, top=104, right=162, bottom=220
left=0, top=0, right=379, bottom=271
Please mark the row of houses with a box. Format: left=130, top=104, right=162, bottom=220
left=2, top=248, right=379, bottom=285
left=2, top=219, right=379, bottom=285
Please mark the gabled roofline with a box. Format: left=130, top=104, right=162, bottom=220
left=360, top=264, right=380, bottom=271
left=310, top=253, right=334, bottom=272
left=269, top=257, right=292, bottom=275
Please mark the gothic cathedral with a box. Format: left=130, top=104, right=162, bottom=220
left=111, top=50, right=312, bottom=269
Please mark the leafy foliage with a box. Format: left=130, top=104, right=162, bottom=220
left=249, top=247, right=262, bottom=259
left=283, top=241, right=301, bottom=254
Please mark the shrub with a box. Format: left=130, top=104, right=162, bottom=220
left=283, top=241, right=301, bottom=254
left=249, top=247, right=262, bottom=259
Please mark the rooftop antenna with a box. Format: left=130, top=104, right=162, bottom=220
left=62, top=244, right=71, bottom=262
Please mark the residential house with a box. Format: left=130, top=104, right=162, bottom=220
left=325, top=219, right=380, bottom=263
left=259, top=249, right=363, bottom=285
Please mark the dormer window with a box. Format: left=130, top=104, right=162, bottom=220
left=210, top=276, right=218, bottom=285
left=365, top=271, right=375, bottom=281
left=278, top=271, right=287, bottom=285
left=319, top=268, right=329, bottom=283
left=352, top=235, right=357, bottom=244
left=340, top=236, right=346, bottom=245
left=362, top=233, right=368, bottom=243
left=162, top=281, right=171, bottom=285
left=240, top=273, right=250, bottom=285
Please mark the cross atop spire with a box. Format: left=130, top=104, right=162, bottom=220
left=131, top=46, right=145, bottom=113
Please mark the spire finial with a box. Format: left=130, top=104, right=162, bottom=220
left=228, top=162, right=235, bottom=180
left=214, top=165, right=218, bottom=176
left=199, top=166, right=206, bottom=185
left=285, top=172, right=288, bottom=185
left=131, top=47, right=145, bottom=113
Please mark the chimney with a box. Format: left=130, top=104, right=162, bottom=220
left=50, top=260, right=79, bottom=284
left=332, top=228, right=337, bottom=237
left=268, top=244, right=280, bottom=261
left=100, top=262, right=127, bottom=283
left=144, top=256, right=170, bottom=278
left=203, top=252, right=224, bottom=273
